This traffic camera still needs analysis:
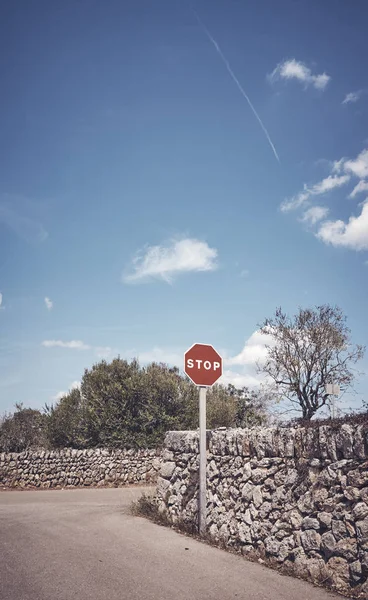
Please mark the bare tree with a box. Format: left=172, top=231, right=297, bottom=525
left=258, top=305, right=365, bottom=420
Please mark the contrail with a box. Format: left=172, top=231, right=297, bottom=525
left=192, top=9, right=280, bottom=163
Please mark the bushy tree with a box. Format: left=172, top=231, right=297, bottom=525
left=258, top=305, right=365, bottom=419
left=140, top=363, right=197, bottom=444
left=45, top=359, right=201, bottom=448
left=0, top=403, right=47, bottom=452
left=227, top=385, right=269, bottom=427
left=206, top=385, right=238, bottom=428
left=80, top=358, right=145, bottom=447
left=44, top=388, right=88, bottom=449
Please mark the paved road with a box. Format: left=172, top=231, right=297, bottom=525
left=1, top=488, right=342, bottom=600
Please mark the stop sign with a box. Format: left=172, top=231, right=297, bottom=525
left=184, top=343, right=223, bottom=386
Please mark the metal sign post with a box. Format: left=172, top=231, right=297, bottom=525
left=199, top=385, right=207, bottom=536
left=184, top=343, right=223, bottom=536
left=326, top=383, right=340, bottom=419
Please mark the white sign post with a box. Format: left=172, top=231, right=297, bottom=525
left=199, top=386, right=207, bottom=536
left=326, top=384, right=340, bottom=419
left=184, top=343, right=223, bottom=536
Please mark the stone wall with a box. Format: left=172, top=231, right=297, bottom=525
left=0, top=448, right=161, bottom=489
left=156, top=425, right=368, bottom=597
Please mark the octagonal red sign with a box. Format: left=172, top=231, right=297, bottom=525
left=184, top=343, right=223, bottom=386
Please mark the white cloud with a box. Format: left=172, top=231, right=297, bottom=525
left=52, top=380, right=81, bottom=402
left=315, top=148, right=368, bottom=193
left=301, top=206, right=329, bottom=225
left=227, top=330, right=274, bottom=367
left=332, top=158, right=346, bottom=174
left=42, top=340, right=91, bottom=350
left=349, top=180, right=368, bottom=199
left=269, top=59, right=330, bottom=90
left=343, top=149, right=368, bottom=179
left=312, top=73, right=330, bottom=91
left=44, top=297, right=53, bottom=311
left=219, top=369, right=263, bottom=388
left=342, top=91, right=362, bottom=105
left=280, top=188, right=310, bottom=213
left=42, top=339, right=117, bottom=360
left=124, top=237, right=218, bottom=284
left=281, top=175, right=350, bottom=212
left=310, top=174, right=350, bottom=195
left=0, top=293, right=2, bottom=309
left=0, top=195, right=48, bottom=244
left=240, top=269, right=249, bottom=278
left=137, top=346, right=183, bottom=366
left=282, top=148, right=368, bottom=215
left=283, top=148, right=368, bottom=253
left=317, top=201, right=368, bottom=250
left=95, top=346, right=113, bottom=359
left=219, top=329, right=276, bottom=389
left=42, top=339, right=114, bottom=358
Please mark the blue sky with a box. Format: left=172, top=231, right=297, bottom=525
left=1, top=0, right=368, bottom=416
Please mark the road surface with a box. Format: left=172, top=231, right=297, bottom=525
left=0, top=487, right=342, bottom=600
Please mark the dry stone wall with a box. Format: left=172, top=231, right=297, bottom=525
left=0, top=448, right=161, bottom=488
left=156, top=425, right=368, bottom=597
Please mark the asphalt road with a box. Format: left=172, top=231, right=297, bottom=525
left=0, top=487, right=342, bottom=600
